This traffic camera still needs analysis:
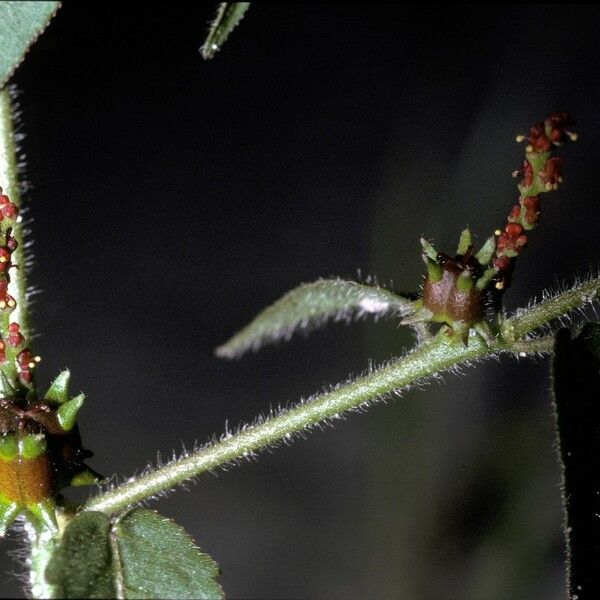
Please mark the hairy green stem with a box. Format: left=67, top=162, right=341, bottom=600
left=27, top=524, right=58, bottom=599
left=0, top=88, right=31, bottom=342
left=0, top=88, right=54, bottom=598
left=83, top=278, right=600, bottom=516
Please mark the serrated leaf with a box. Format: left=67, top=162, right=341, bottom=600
left=552, top=323, right=600, bottom=599
left=216, top=279, right=414, bottom=358
left=46, top=509, right=224, bottom=599
left=200, top=2, right=250, bottom=59
left=0, top=1, right=61, bottom=89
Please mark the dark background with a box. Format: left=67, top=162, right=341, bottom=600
left=1, top=3, right=599, bottom=598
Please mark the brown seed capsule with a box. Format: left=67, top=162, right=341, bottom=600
left=422, top=256, right=483, bottom=325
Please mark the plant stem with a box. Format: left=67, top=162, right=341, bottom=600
left=0, top=88, right=56, bottom=598
left=0, top=88, right=31, bottom=342
left=83, top=277, right=600, bottom=516
left=26, top=524, right=58, bottom=599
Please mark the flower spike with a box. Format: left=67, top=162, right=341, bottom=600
left=402, top=112, right=576, bottom=344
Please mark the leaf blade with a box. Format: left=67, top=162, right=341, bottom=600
left=216, top=279, right=414, bottom=358
left=115, top=509, right=223, bottom=600
left=200, top=2, right=250, bottom=59
left=45, top=512, right=116, bottom=599
left=0, top=1, right=61, bottom=88
left=46, top=509, right=223, bottom=599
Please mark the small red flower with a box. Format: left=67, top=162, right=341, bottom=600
left=545, top=112, right=575, bottom=144
left=538, top=157, right=564, bottom=189
left=520, top=159, right=534, bottom=188
left=527, top=122, right=552, bottom=152
left=496, top=222, right=527, bottom=256
left=521, top=196, right=541, bottom=226
left=6, top=322, right=23, bottom=347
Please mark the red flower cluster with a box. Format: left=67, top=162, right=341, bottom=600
left=496, top=222, right=527, bottom=258
left=522, top=111, right=576, bottom=153
left=492, top=112, right=576, bottom=291
left=0, top=188, right=36, bottom=383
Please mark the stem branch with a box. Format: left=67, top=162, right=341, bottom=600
left=84, top=277, right=600, bottom=516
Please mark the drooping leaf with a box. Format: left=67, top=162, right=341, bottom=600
left=200, top=2, right=250, bottom=59
left=552, top=324, right=600, bottom=599
left=216, top=279, right=414, bottom=358
left=0, top=1, right=61, bottom=89
left=46, top=509, right=224, bottom=599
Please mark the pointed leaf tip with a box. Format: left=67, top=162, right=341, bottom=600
left=0, top=1, right=61, bottom=88
left=216, top=279, right=413, bottom=359
left=200, top=2, right=250, bottom=59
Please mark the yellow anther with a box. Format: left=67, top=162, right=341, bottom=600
left=545, top=182, right=553, bottom=191
left=7, top=299, right=15, bottom=308
left=0, top=256, right=8, bottom=263
left=494, top=229, right=502, bottom=236
left=34, top=356, right=41, bottom=363
left=515, top=135, right=525, bottom=142
left=567, top=131, right=578, bottom=141
left=511, top=170, right=520, bottom=178
left=525, top=144, right=534, bottom=153
left=28, top=362, right=35, bottom=369
left=0, top=301, right=6, bottom=309
left=495, top=281, right=505, bottom=290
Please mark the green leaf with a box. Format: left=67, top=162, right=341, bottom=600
left=46, top=509, right=223, bottom=599
left=216, top=279, right=414, bottom=358
left=0, top=1, right=61, bottom=89
left=552, top=323, right=600, bottom=599
left=46, top=512, right=115, bottom=598
left=200, top=2, right=250, bottom=60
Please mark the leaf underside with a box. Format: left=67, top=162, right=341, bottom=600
left=200, top=2, right=250, bottom=59
left=46, top=509, right=224, bottom=599
left=215, top=278, right=413, bottom=358
left=0, top=1, right=61, bottom=89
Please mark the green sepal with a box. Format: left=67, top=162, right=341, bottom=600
left=456, top=271, right=474, bottom=292
left=57, top=393, right=85, bottom=431
left=420, top=238, right=438, bottom=261
left=425, top=258, right=443, bottom=283
left=456, top=228, right=472, bottom=256
left=401, top=305, right=434, bottom=325
left=0, top=433, right=18, bottom=460
left=27, top=499, right=58, bottom=533
left=0, top=499, right=20, bottom=537
left=450, top=321, right=470, bottom=346
left=475, top=236, right=496, bottom=266
left=71, top=467, right=102, bottom=488
left=476, top=267, right=498, bottom=291
left=19, top=433, right=46, bottom=459
left=45, top=370, right=71, bottom=405
left=473, top=321, right=496, bottom=345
